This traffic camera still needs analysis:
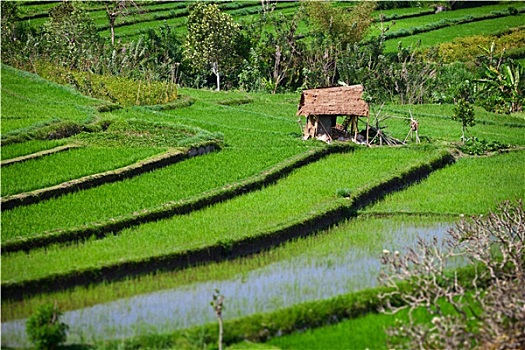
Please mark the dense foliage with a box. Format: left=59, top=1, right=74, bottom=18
left=2, top=1, right=522, bottom=109
left=26, top=303, right=69, bottom=350
left=1, top=1, right=523, bottom=112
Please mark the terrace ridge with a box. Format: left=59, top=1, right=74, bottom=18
left=1, top=144, right=349, bottom=254
left=0, top=142, right=220, bottom=212
left=0, top=144, right=83, bottom=166
left=1, top=150, right=455, bottom=301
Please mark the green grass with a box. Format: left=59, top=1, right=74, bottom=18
left=365, top=150, right=525, bottom=216
left=1, top=146, right=163, bottom=196
left=384, top=13, right=525, bottom=52
left=266, top=290, right=483, bottom=350
left=0, top=64, right=102, bottom=134
left=266, top=302, right=447, bottom=350
left=1, top=147, right=445, bottom=283
left=0, top=140, right=67, bottom=160
left=268, top=310, right=394, bottom=350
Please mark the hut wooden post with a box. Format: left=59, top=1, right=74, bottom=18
left=366, top=114, right=370, bottom=145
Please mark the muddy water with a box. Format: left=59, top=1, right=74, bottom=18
left=1, top=219, right=455, bottom=347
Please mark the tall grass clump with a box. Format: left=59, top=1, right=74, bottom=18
left=34, top=60, right=177, bottom=107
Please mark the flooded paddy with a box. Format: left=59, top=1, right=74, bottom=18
left=2, top=217, right=457, bottom=347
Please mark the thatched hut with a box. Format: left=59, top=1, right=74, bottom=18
left=297, top=85, right=369, bottom=143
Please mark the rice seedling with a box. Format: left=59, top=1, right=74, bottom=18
left=365, top=151, right=525, bottom=215
left=1, top=147, right=163, bottom=196
left=1, top=65, right=101, bottom=134
left=0, top=140, right=67, bottom=160
left=1, top=147, right=446, bottom=283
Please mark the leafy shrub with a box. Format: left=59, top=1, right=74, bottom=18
left=475, top=44, right=524, bottom=114
left=432, top=63, right=476, bottom=104
left=459, top=137, right=508, bottom=155
left=26, top=303, right=69, bottom=350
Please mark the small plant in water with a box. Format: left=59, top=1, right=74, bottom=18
left=211, top=289, right=225, bottom=350
left=26, top=302, right=69, bottom=350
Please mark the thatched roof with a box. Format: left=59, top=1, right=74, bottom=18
left=296, top=85, right=369, bottom=117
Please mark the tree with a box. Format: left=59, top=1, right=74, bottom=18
left=300, top=1, right=376, bottom=88
left=41, top=2, right=100, bottom=70
left=102, top=0, right=140, bottom=46
left=452, top=80, right=475, bottom=143
left=379, top=200, right=525, bottom=349
left=184, top=3, right=240, bottom=91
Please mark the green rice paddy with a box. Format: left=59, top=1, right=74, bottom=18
left=1, top=147, right=445, bottom=283
left=384, top=13, right=525, bottom=52
left=2, top=2, right=525, bottom=348
left=1, top=140, right=67, bottom=160
left=1, top=147, right=164, bottom=196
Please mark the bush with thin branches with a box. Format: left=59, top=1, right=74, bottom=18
left=379, top=200, right=525, bottom=349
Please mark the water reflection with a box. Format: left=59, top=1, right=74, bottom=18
left=1, top=220, right=454, bottom=346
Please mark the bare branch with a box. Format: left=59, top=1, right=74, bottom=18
left=379, top=200, right=525, bottom=349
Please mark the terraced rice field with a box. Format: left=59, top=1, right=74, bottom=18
left=2, top=2, right=525, bottom=348
left=2, top=63, right=524, bottom=348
